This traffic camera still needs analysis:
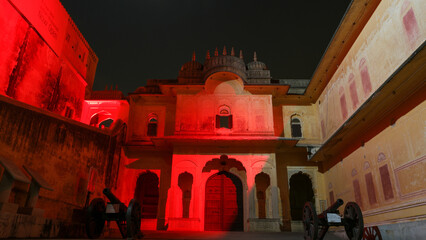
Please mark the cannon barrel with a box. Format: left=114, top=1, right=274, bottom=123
left=318, top=198, right=344, bottom=218
left=103, top=188, right=123, bottom=204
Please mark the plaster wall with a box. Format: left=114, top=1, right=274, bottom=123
left=175, top=94, right=274, bottom=135
left=317, top=0, right=426, bottom=142
left=114, top=151, right=172, bottom=230
left=282, top=104, right=321, bottom=144
left=80, top=100, right=129, bottom=126
left=323, top=100, right=425, bottom=226
left=128, top=95, right=176, bottom=141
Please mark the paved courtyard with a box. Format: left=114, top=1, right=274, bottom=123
left=51, top=230, right=348, bottom=240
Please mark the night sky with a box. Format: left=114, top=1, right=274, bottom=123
left=60, top=0, right=351, bottom=95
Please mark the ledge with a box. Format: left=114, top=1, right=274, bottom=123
left=310, top=42, right=426, bottom=172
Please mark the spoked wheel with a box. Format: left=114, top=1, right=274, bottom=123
left=302, top=201, right=318, bottom=240
left=126, top=199, right=143, bottom=239
left=363, top=226, right=382, bottom=240
left=86, top=198, right=106, bottom=239
left=344, top=202, right=364, bottom=240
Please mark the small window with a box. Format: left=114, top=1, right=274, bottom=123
left=216, top=105, right=232, bottom=129
left=65, top=106, right=74, bottom=119
left=291, top=117, right=302, bottom=138
left=147, top=116, right=158, bottom=136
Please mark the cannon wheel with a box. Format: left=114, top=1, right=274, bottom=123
left=126, top=199, right=143, bottom=239
left=363, top=226, right=382, bottom=240
left=344, top=202, right=364, bottom=240
left=302, top=201, right=318, bottom=240
left=86, top=198, right=106, bottom=239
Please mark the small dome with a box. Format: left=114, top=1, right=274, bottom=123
left=179, top=51, right=203, bottom=74
left=247, top=61, right=267, bottom=70
left=180, top=60, right=203, bottom=72
left=247, top=51, right=268, bottom=70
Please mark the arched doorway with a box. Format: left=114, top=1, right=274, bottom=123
left=204, top=171, right=243, bottom=231
left=289, top=172, right=314, bottom=220
left=134, top=171, right=159, bottom=219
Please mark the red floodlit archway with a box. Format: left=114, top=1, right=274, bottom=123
left=204, top=171, right=243, bottom=231
left=90, top=111, right=113, bottom=128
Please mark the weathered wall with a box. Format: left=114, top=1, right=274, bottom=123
left=8, top=0, right=98, bottom=91
left=0, top=0, right=90, bottom=120
left=128, top=95, right=176, bottom=141
left=0, top=96, right=114, bottom=221
left=323, top=100, right=425, bottom=225
left=317, top=0, right=425, bottom=141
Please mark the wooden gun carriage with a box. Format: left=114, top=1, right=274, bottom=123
left=303, top=199, right=363, bottom=240
left=86, top=188, right=143, bottom=239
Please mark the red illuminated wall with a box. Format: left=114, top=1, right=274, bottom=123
left=81, top=100, right=129, bottom=128
left=0, top=0, right=96, bottom=120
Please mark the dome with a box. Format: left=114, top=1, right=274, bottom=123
left=180, top=60, right=203, bottom=72
left=202, top=47, right=247, bottom=82
left=247, top=52, right=268, bottom=70
left=179, top=51, right=203, bottom=72
left=178, top=51, right=203, bottom=83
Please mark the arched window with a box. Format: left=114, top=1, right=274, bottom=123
left=291, top=117, right=302, bottom=138
left=216, top=105, right=233, bottom=129
left=147, top=114, right=158, bottom=136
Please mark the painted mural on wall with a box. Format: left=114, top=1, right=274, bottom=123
left=324, top=100, right=425, bottom=225
left=318, top=0, right=425, bottom=141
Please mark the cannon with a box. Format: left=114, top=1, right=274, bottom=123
left=86, top=188, right=142, bottom=239
left=303, top=199, right=363, bottom=240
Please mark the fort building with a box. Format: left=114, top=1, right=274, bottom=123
left=0, top=0, right=424, bottom=238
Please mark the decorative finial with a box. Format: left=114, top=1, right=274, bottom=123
left=223, top=46, right=227, bottom=55
left=214, top=47, right=219, bottom=56
left=105, top=85, right=108, bottom=90
left=231, top=47, right=235, bottom=56
left=192, top=51, right=196, bottom=61
left=254, top=51, right=257, bottom=61
left=206, top=50, right=210, bottom=60
left=239, top=50, right=243, bottom=59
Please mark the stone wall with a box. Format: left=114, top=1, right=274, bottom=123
left=0, top=95, right=115, bottom=221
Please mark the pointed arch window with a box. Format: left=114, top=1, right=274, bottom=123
left=291, top=116, right=302, bottom=138
left=147, top=114, right=158, bottom=136
left=216, top=105, right=233, bottom=129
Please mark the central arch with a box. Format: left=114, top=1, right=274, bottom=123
left=204, top=171, right=243, bottom=231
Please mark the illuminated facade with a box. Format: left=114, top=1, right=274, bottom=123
left=0, top=0, right=425, bottom=238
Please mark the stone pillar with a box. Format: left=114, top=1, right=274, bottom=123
left=249, top=186, right=257, bottom=219
left=270, top=186, right=280, bottom=218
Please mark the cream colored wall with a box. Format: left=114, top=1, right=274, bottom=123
left=324, top=101, right=425, bottom=225
left=282, top=104, right=321, bottom=144
left=317, top=0, right=426, bottom=142
left=175, top=93, right=274, bottom=135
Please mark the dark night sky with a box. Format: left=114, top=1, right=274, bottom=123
left=60, top=0, right=351, bottom=95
